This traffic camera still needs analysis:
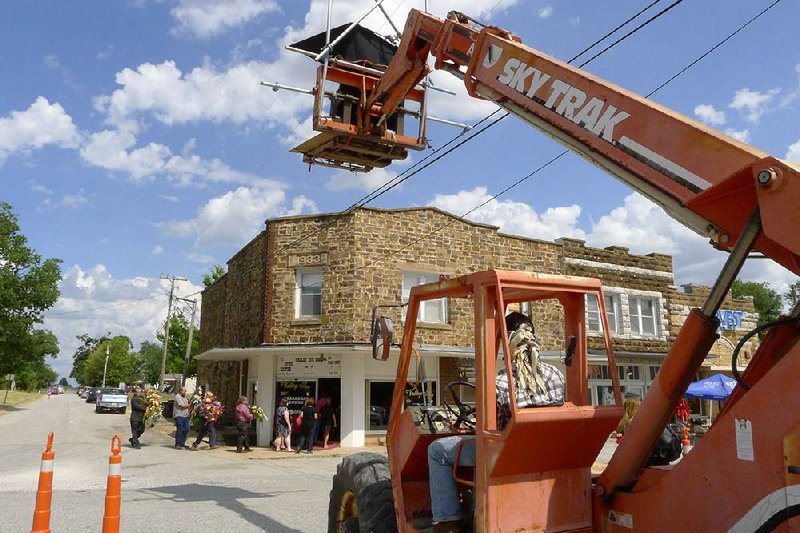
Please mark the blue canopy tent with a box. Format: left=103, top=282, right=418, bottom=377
left=685, top=373, right=737, bottom=401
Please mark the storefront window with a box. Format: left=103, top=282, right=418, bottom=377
left=367, top=381, right=394, bottom=431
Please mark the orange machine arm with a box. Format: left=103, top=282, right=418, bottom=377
left=367, top=9, right=800, bottom=276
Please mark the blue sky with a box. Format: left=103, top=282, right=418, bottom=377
left=2, top=0, right=798, bottom=378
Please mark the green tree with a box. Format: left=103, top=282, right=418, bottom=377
left=0, top=202, right=62, bottom=376
left=82, top=336, right=137, bottom=387
left=136, top=340, right=163, bottom=384
left=785, top=281, right=800, bottom=308
left=136, top=310, right=201, bottom=385
left=58, top=377, right=69, bottom=387
left=13, top=330, right=59, bottom=390
left=70, top=333, right=109, bottom=385
left=202, top=264, right=226, bottom=287
left=731, top=280, right=782, bottom=327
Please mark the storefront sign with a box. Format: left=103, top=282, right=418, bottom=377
left=716, top=309, right=744, bottom=332
left=277, top=354, right=341, bottom=378
left=276, top=380, right=317, bottom=416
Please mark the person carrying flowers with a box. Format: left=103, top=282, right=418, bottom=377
left=129, top=386, right=146, bottom=449
left=191, top=385, right=223, bottom=450
left=234, top=395, right=254, bottom=453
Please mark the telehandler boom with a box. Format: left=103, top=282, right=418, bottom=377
left=321, top=9, right=800, bottom=533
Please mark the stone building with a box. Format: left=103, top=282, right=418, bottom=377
left=196, top=206, right=757, bottom=447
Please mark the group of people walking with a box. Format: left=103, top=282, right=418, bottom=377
left=273, top=395, right=337, bottom=454
left=130, top=384, right=336, bottom=454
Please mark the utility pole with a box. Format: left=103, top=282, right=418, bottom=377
left=102, top=346, right=110, bottom=388
left=159, top=275, right=187, bottom=391
left=181, top=298, right=198, bottom=388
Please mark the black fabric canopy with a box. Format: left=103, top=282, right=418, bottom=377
left=290, top=23, right=397, bottom=66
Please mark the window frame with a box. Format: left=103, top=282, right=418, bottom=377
left=629, top=296, right=659, bottom=337
left=295, top=268, right=323, bottom=319
left=401, top=271, right=449, bottom=324
left=586, top=293, right=622, bottom=334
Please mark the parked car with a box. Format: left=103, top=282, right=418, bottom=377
left=47, top=387, right=59, bottom=395
left=85, top=388, right=101, bottom=403
left=95, top=388, right=128, bottom=414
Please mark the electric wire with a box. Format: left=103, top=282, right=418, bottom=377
left=272, top=0, right=681, bottom=257
left=567, top=0, right=664, bottom=64
left=304, top=0, right=782, bottom=281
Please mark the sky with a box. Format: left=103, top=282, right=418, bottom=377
left=2, top=0, right=799, bottom=380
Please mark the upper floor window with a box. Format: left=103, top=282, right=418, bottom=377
left=629, top=296, right=659, bottom=336
left=402, top=272, right=448, bottom=324
left=586, top=293, right=622, bottom=334
left=296, top=269, right=322, bottom=318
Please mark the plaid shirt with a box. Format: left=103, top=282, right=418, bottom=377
left=496, top=362, right=565, bottom=430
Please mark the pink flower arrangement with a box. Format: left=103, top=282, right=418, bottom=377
left=194, top=391, right=224, bottom=421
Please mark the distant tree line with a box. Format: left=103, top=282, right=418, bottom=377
left=69, top=311, right=201, bottom=387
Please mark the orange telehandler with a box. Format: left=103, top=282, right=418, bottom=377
left=317, top=9, right=800, bottom=533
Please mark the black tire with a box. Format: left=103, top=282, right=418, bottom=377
left=95, top=406, right=101, bottom=414
left=120, top=408, right=127, bottom=415
left=327, top=452, right=397, bottom=533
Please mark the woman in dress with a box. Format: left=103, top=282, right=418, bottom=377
left=273, top=398, right=292, bottom=451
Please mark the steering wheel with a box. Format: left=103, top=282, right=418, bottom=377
left=443, top=381, right=477, bottom=431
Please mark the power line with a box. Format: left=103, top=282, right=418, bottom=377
left=567, top=0, right=665, bottom=64
left=577, top=0, right=686, bottom=68
left=274, top=0, right=687, bottom=258
left=646, top=0, right=784, bottom=97
left=301, top=0, right=781, bottom=282
left=47, top=294, right=165, bottom=317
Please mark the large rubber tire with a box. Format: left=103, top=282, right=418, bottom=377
left=95, top=406, right=101, bottom=414
left=328, top=452, right=397, bottom=533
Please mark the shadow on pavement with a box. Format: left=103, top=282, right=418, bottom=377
left=140, top=483, right=303, bottom=532
left=0, top=405, right=25, bottom=412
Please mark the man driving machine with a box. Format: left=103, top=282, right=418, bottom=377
left=426, top=311, right=566, bottom=531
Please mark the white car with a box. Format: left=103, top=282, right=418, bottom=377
left=95, top=388, right=128, bottom=414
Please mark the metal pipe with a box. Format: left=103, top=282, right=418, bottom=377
left=319, top=0, right=334, bottom=111
left=701, top=209, right=762, bottom=316
left=597, top=208, right=762, bottom=498
left=314, top=0, right=388, bottom=62
left=375, top=0, right=401, bottom=38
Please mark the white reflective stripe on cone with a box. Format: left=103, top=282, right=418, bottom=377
left=108, top=463, right=122, bottom=476
left=40, top=460, right=54, bottom=472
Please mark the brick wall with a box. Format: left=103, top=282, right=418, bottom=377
left=669, top=284, right=759, bottom=368
left=560, top=238, right=674, bottom=354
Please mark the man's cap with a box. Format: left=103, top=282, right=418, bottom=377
left=505, top=311, right=534, bottom=334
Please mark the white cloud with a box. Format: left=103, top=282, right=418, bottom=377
left=170, top=0, right=279, bottom=38
left=151, top=245, right=164, bottom=255
left=538, top=5, right=553, bottom=18
left=160, top=194, right=180, bottom=202
left=729, top=87, right=779, bottom=124
left=38, top=191, right=90, bottom=212
left=0, top=97, right=80, bottom=162
left=29, top=180, right=53, bottom=195
left=44, top=265, right=203, bottom=378
left=724, top=128, right=750, bottom=143
left=186, top=251, right=215, bottom=263
left=694, top=104, right=726, bottom=126
left=570, top=16, right=581, bottom=26
left=325, top=166, right=403, bottom=192
left=786, top=139, right=800, bottom=162
left=429, top=186, right=585, bottom=242
left=80, top=126, right=274, bottom=186
left=159, top=185, right=318, bottom=249
left=93, top=0, right=517, bottom=137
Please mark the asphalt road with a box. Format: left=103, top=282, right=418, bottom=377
left=0, top=394, right=344, bottom=532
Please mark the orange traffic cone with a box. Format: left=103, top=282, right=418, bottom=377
left=681, top=425, right=693, bottom=455
left=102, top=435, right=123, bottom=533
left=31, top=432, right=55, bottom=533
